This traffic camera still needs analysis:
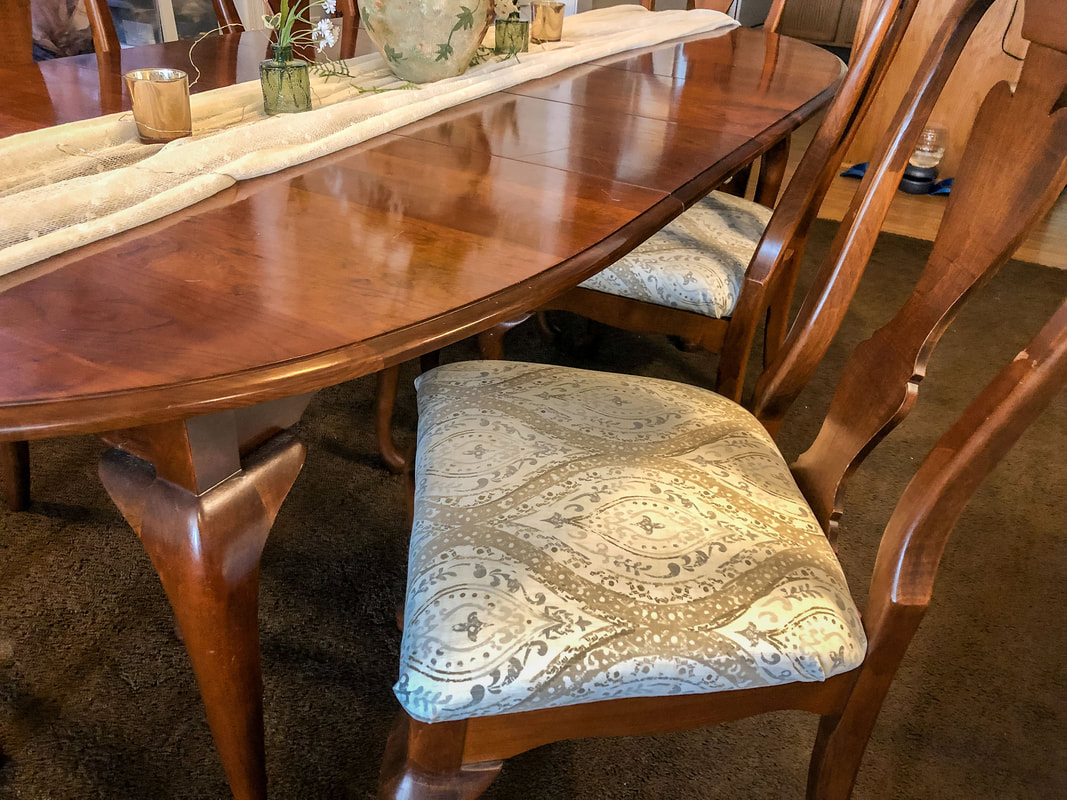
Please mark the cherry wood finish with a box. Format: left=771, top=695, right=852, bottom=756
left=4, top=0, right=32, bottom=66
left=376, top=365, right=407, bottom=473
left=696, top=0, right=794, bottom=204
left=0, top=0, right=247, bottom=511
left=213, top=0, right=245, bottom=31
left=0, top=23, right=843, bottom=799
left=378, top=2, right=1067, bottom=798
left=751, top=0, right=1002, bottom=432
left=83, top=0, right=121, bottom=57
left=846, top=0, right=1027, bottom=179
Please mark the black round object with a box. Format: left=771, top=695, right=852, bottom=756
left=904, top=164, right=939, bottom=180
left=899, top=163, right=939, bottom=194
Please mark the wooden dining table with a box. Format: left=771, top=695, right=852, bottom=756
left=0, top=20, right=843, bottom=799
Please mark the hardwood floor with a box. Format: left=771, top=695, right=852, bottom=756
left=782, top=115, right=1067, bottom=268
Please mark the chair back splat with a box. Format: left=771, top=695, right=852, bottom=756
left=775, top=0, right=1067, bottom=539
left=83, top=0, right=121, bottom=57
left=212, top=0, right=245, bottom=30
left=752, top=0, right=1001, bottom=432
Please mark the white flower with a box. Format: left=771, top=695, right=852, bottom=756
left=495, top=0, right=520, bottom=18
left=321, top=0, right=337, bottom=13
left=313, top=18, right=339, bottom=51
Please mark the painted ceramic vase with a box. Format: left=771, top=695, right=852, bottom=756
left=357, top=0, right=494, bottom=84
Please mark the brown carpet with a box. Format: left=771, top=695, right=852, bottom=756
left=1, top=220, right=1065, bottom=799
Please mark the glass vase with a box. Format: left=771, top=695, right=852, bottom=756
left=495, top=18, right=530, bottom=55
left=260, top=44, right=311, bottom=115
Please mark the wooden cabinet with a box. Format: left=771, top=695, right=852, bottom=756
left=777, top=0, right=864, bottom=46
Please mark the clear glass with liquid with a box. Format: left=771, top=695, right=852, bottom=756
left=909, top=125, right=948, bottom=169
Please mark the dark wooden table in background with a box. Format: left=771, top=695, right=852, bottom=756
left=0, top=25, right=842, bottom=799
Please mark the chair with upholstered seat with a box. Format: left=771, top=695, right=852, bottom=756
left=477, top=0, right=877, bottom=403
left=371, top=0, right=901, bottom=473
left=378, top=0, right=1067, bottom=797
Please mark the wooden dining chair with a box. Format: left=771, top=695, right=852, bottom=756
left=478, top=0, right=892, bottom=403
left=378, top=1, right=1066, bottom=797
left=5, top=0, right=33, bottom=66
left=83, top=0, right=245, bottom=58
left=371, top=0, right=912, bottom=473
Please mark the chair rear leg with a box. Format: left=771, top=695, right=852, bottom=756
left=379, top=712, right=502, bottom=800
left=807, top=707, right=883, bottom=800
left=1, top=440, right=30, bottom=512
left=477, top=313, right=532, bottom=360
left=754, top=136, right=790, bottom=208
left=721, top=164, right=752, bottom=198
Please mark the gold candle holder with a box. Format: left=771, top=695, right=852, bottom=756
left=124, top=69, right=193, bottom=144
left=530, top=1, right=565, bottom=44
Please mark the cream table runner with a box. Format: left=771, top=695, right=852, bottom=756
left=0, top=7, right=735, bottom=278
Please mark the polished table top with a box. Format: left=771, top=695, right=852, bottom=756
left=0, top=23, right=842, bottom=799
left=0, top=26, right=842, bottom=441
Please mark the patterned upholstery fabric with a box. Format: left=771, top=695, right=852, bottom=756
left=579, top=190, right=772, bottom=318
left=395, top=362, right=866, bottom=724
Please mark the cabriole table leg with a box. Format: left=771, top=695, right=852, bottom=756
left=97, top=395, right=312, bottom=799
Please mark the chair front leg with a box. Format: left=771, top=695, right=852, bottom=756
left=807, top=610, right=923, bottom=799
left=379, top=712, right=502, bottom=800
left=376, top=365, right=408, bottom=474
left=1, top=440, right=30, bottom=512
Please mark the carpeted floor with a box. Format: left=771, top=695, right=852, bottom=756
left=1, top=220, right=1064, bottom=799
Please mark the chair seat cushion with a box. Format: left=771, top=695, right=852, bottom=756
left=579, top=190, right=772, bottom=319
left=395, top=362, right=866, bottom=724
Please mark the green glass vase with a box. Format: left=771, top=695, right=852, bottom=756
left=260, top=44, right=311, bottom=115
left=494, top=18, right=530, bottom=55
